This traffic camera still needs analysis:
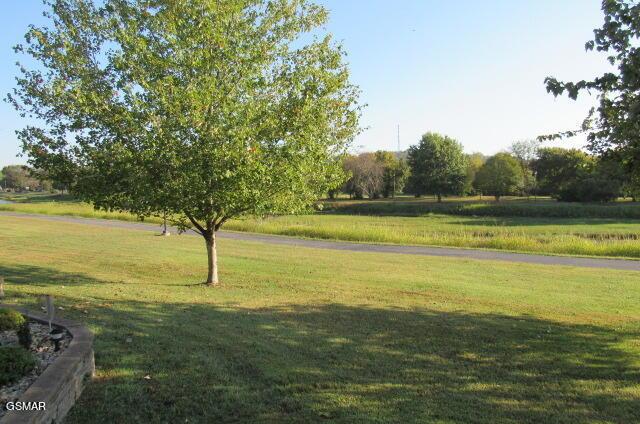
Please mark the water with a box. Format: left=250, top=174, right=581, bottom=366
left=0, top=199, right=13, bottom=204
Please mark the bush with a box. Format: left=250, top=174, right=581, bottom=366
left=0, top=346, right=36, bottom=385
left=557, top=176, right=621, bottom=202
left=17, top=323, right=32, bottom=350
left=0, top=308, right=26, bottom=332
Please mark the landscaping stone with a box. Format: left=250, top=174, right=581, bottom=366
left=0, top=306, right=94, bottom=424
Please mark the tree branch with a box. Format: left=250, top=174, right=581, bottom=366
left=184, top=212, right=206, bottom=236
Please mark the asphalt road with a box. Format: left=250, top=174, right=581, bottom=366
left=2, top=211, right=640, bottom=272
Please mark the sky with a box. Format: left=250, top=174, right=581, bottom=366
left=0, top=0, right=611, bottom=167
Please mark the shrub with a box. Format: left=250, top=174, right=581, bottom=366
left=0, top=346, right=36, bottom=385
left=17, top=323, right=32, bottom=350
left=0, top=308, right=26, bottom=332
left=557, top=176, right=621, bottom=202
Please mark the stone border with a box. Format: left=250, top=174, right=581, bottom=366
left=0, top=305, right=94, bottom=424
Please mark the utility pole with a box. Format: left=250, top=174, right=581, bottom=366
left=393, top=124, right=400, bottom=198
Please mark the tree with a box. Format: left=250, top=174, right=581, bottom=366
left=0, top=165, right=38, bottom=191
left=1, top=166, right=28, bottom=190
left=464, top=152, right=485, bottom=195
left=374, top=151, right=410, bottom=198
left=474, top=153, right=524, bottom=201
left=9, top=0, right=361, bottom=286
left=509, top=139, right=539, bottom=166
left=533, top=148, right=594, bottom=195
left=343, top=153, right=384, bottom=199
left=509, top=140, right=540, bottom=197
left=543, top=0, right=640, bottom=188
left=556, top=158, right=623, bottom=202
left=622, top=174, right=640, bottom=201
left=406, top=132, right=467, bottom=201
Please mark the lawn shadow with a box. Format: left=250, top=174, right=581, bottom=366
left=0, top=264, right=111, bottom=288
left=2, top=265, right=637, bottom=423
left=45, top=297, right=639, bottom=423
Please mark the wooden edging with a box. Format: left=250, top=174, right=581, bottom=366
left=0, top=305, right=95, bottom=424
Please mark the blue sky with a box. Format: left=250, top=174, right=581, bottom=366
left=0, top=0, right=610, bottom=167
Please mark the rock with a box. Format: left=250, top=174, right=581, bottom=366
left=0, top=320, right=71, bottom=420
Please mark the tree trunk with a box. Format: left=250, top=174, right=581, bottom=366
left=204, top=233, right=219, bottom=286
left=437, top=193, right=442, bottom=203
left=495, top=195, right=501, bottom=202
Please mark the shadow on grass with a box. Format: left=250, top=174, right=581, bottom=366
left=2, top=266, right=638, bottom=423
left=0, top=264, right=109, bottom=288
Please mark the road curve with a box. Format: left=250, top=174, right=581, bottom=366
left=2, top=211, right=640, bottom=272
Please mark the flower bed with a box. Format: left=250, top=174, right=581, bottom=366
left=0, top=306, right=94, bottom=424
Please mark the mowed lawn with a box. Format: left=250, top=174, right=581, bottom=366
left=2, top=199, right=640, bottom=258
left=1, top=215, right=640, bottom=423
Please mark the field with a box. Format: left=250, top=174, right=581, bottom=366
left=0, top=214, right=639, bottom=423
left=2, top=193, right=640, bottom=258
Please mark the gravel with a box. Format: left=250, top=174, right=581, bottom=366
left=0, top=320, right=72, bottom=417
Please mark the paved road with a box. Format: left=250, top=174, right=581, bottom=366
left=2, top=211, right=640, bottom=272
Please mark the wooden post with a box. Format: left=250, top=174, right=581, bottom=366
left=0, top=276, right=4, bottom=298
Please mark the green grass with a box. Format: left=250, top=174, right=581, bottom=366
left=225, top=214, right=640, bottom=258
left=2, top=197, right=640, bottom=258
left=0, top=215, right=639, bottom=423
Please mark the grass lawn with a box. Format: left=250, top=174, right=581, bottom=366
left=0, top=215, right=639, bottom=423
left=2, top=196, right=640, bottom=258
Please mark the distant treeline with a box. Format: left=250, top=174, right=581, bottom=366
left=335, top=134, right=639, bottom=203
left=0, top=165, right=62, bottom=192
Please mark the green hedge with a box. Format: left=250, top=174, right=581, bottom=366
left=322, top=201, right=640, bottom=219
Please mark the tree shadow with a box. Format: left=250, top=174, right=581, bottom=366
left=0, top=264, right=111, bottom=288
left=37, top=297, right=637, bottom=423
left=2, top=265, right=637, bottom=422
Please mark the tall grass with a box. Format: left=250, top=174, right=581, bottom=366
left=225, top=215, right=640, bottom=258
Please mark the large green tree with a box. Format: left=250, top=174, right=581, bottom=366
left=406, top=132, right=467, bottom=202
left=533, top=148, right=594, bottom=195
left=9, top=0, right=361, bottom=286
left=543, top=0, right=640, bottom=188
left=474, top=153, right=524, bottom=201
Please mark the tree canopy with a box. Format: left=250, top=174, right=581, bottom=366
left=533, top=148, right=594, bottom=195
left=9, top=0, right=361, bottom=285
left=342, top=153, right=384, bottom=199
left=374, top=151, right=410, bottom=198
left=543, top=0, right=640, bottom=188
left=474, top=153, right=524, bottom=201
left=406, top=132, right=467, bottom=201
left=464, top=152, right=485, bottom=195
